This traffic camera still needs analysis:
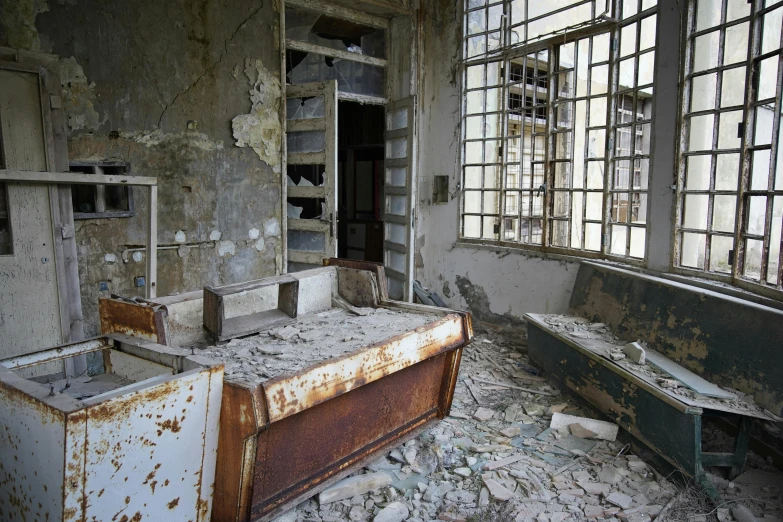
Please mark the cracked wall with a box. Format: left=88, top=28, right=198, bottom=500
left=13, top=0, right=285, bottom=335
left=415, top=0, right=581, bottom=325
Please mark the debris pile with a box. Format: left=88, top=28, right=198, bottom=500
left=270, top=327, right=705, bottom=522
left=196, top=307, right=434, bottom=383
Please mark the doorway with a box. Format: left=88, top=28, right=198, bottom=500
left=337, top=101, right=385, bottom=263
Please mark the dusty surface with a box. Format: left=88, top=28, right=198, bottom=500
left=537, top=314, right=775, bottom=420
left=47, top=372, right=135, bottom=400
left=268, top=326, right=782, bottom=522
left=196, top=307, right=436, bottom=383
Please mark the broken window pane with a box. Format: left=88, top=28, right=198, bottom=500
left=286, top=97, right=325, bottom=120
left=285, top=7, right=386, bottom=59
left=287, top=51, right=385, bottom=98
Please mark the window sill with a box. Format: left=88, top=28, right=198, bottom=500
left=453, top=240, right=645, bottom=269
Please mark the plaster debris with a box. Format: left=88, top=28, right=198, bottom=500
left=540, top=314, right=766, bottom=417
left=231, top=58, right=282, bottom=169
left=174, top=230, right=186, bottom=243
left=318, top=472, right=394, bottom=504
left=104, top=253, right=117, bottom=263
left=550, top=413, right=619, bottom=441
left=270, top=327, right=769, bottom=522
left=623, top=342, right=647, bottom=364
left=373, top=501, right=409, bottom=522
left=249, top=228, right=260, bottom=239
left=195, top=308, right=434, bottom=383
left=210, top=230, right=222, bottom=241
left=216, top=240, right=235, bottom=257
left=264, top=217, right=281, bottom=237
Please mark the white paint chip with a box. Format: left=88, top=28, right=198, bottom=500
left=104, top=253, right=117, bottom=264
left=209, top=230, right=222, bottom=241
left=217, top=241, right=236, bottom=257
left=255, top=238, right=265, bottom=252
left=264, top=218, right=280, bottom=237
left=249, top=228, right=260, bottom=239
left=174, top=230, right=186, bottom=243
left=132, top=251, right=144, bottom=263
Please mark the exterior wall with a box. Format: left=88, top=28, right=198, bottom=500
left=416, top=0, right=581, bottom=325
left=1, top=0, right=284, bottom=335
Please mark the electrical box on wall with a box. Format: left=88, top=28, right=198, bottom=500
left=433, top=176, right=449, bottom=204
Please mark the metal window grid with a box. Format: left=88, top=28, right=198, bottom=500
left=675, top=0, right=783, bottom=296
left=460, top=0, right=658, bottom=263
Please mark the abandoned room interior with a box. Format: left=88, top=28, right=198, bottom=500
left=0, top=0, right=782, bottom=520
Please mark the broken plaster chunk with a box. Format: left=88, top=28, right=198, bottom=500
left=373, top=501, right=409, bottom=522
left=318, top=472, right=394, bottom=504
left=610, top=351, right=626, bottom=361
left=174, top=230, right=186, bottom=243
left=623, top=342, right=647, bottom=364
left=550, top=413, right=619, bottom=441
left=569, top=423, right=598, bottom=439
left=473, top=407, right=495, bottom=421
left=605, top=491, right=633, bottom=509
left=482, top=475, right=516, bottom=501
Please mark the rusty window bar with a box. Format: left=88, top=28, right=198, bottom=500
left=460, top=0, right=657, bottom=264
left=0, top=169, right=159, bottom=299
left=675, top=0, right=783, bottom=296
left=607, top=0, right=657, bottom=260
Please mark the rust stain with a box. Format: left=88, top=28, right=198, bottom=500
left=167, top=497, right=180, bottom=509
left=99, top=297, right=161, bottom=341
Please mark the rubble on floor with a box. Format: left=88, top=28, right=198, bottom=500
left=271, top=326, right=782, bottom=522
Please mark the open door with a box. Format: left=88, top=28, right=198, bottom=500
left=285, top=81, right=338, bottom=272
left=382, top=96, right=416, bottom=301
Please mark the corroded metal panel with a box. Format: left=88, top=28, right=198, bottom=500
left=80, top=368, right=221, bottom=522
left=251, top=353, right=450, bottom=520
left=99, top=297, right=167, bottom=344
left=0, top=383, right=66, bottom=522
left=262, top=313, right=467, bottom=423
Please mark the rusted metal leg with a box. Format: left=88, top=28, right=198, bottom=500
left=729, top=416, right=752, bottom=480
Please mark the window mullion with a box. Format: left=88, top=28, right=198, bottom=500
left=735, top=0, right=763, bottom=282
left=544, top=44, right=557, bottom=251
left=605, top=12, right=620, bottom=257
left=499, top=9, right=510, bottom=245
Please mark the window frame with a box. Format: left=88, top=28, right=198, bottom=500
left=673, top=0, right=783, bottom=300
left=69, top=162, right=135, bottom=220
left=458, top=0, right=658, bottom=266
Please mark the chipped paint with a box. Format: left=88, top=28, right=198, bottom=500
left=264, top=217, right=280, bottom=237
left=255, top=238, right=265, bottom=252
left=231, top=58, right=282, bottom=170
left=209, top=230, right=222, bottom=241
left=249, top=228, right=260, bottom=239
left=122, top=130, right=224, bottom=151
left=217, top=241, right=236, bottom=257
left=59, top=56, right=104, bottom=132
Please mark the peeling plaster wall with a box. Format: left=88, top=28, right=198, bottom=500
left=416, top=0, right=581, bottom=325
left=12, top=0, right=285, bottom=335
